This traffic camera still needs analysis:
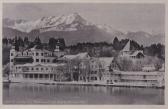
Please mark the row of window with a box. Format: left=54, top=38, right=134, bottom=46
left=11, top=73, right=63, bottom=80
left=22, top=66, right=58, bottom=72
left=11, top=52, right=53, bottom=57
left=24, top=74, right=53, bottom=79
left=11, top=58, right=51, bottom=63
left=79, top=76, right=98, bottom=81
left=90, top=77, right=97, bottom=80
left=35, top=59, right=50, bottom=63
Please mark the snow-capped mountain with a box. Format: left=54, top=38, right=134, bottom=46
left=3, top=13, right=164, bottom=46
left=4, top=13, right=122, bottom=34
left=7, top=13, right=92, bottom=33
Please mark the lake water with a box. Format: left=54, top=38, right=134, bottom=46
left=3, top=83, right=164, bottom=104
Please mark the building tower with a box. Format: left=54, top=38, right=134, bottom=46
left=54, top=39, right=65, bottom=57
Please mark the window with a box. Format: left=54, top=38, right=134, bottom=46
left=36, top=68, right=39, bottom=71
left=36, top=53, right=39, bottom=56
left=36, top=59, right=39, bottom=62
left=41, top=68, right=43, bottom=70
left=41, top=53, right=43, bottom=56
left=11, top=53, right=13, bottom=56
left=30, top=74, right=33, bottom=78
left=11, top=59, right=13, bottom=62
left=44, top=59, right=46, bottom=62
left=91, top=77, right=94, bottom=80
left=46, top=68, right=48, bottom=70
left=45, top=74, right=49, bottom=78
left=50, top=74, right=53, bottom=79
left=32, top=68, right=34, bottom=71
left=39, top=74, right=43, bottom=78
left=34, top=74, right=38, bottom=79
left=47, top=59, right=50, bottom=62
left=41, top=59, right=43, bottom=62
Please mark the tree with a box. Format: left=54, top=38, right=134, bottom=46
left=48, top=37, right=56, bottom=50
left=113, top=37, right=120, bottom=50
left=116, top=57, right=133, bottom=71
left=154, top=57, right=163, bottom=71
left=14, top=36, right=19, bottom=51
left=34, top=36, right=41, bottom=45
left=79, top=59, right=91, bottom=82
left=18, top=37, right=24, bottom=47
left=24, top=37, right=29, bottom=47
left=3, top=38, right=8, bottom=45
left=144, top=43, right=165, bottom=60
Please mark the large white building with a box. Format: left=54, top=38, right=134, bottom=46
left=9, top=44, right=66, bottom=83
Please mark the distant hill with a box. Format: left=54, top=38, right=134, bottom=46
left=3, top=13, right=164, bottom=46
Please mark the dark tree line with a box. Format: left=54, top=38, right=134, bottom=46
left=66, top=42, right=114, bottom=57
left=144, top=43, right=165, bottom=60
left=3, top=38, right=15, bottom=45
left=3, top=36, right=66, bottom=51
left=2, top=36, right=165, bottom=60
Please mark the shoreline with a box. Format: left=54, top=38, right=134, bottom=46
left=3, top=81, right=165, bottom=89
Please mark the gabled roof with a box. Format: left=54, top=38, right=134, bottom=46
left=24, top=45, right=51, bottom=52
left=122, top=40, right=131, bottom=52
left=63, top=55, right=77, bottom=60
left=16, top=63, right=65, bottom=67
left=130, top=50, right=144, bottom=57
left=76, top=52, right=89, bottom=59
left=63, top=52, right=89, bottom=60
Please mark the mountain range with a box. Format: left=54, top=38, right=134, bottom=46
left=3, top=13, right=164, bottom=46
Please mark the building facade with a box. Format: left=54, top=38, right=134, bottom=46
left=9, top=44, right=66, bottom=83
left=120, top=40, right=144, bottom=59
left=105, top=70, right=164, bottom=88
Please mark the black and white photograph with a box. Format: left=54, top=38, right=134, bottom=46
left=2, top=2, right=165, bottom=105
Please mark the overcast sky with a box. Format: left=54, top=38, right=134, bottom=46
left=3, top=3, right=165, bottom=34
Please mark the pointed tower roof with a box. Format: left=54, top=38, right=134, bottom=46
left=122, top=40, right=131, bottom=52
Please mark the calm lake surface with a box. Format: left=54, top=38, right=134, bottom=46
left=3, top=83, right=164, bottom=104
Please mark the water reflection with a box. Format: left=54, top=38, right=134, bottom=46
left=3, top=83, right=164, bottom=104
